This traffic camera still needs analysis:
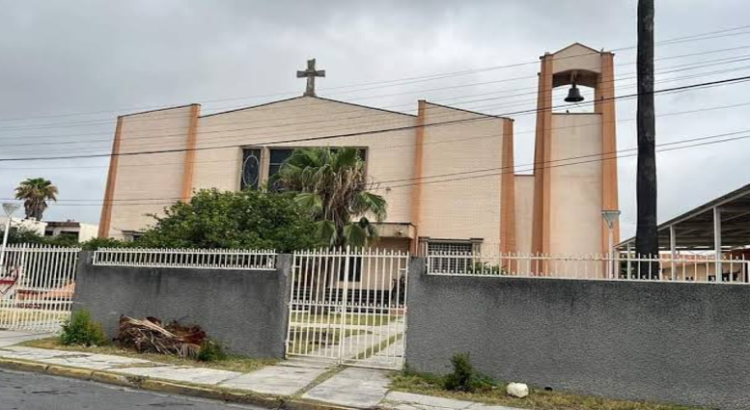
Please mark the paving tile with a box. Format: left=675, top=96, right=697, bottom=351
left=468, top=405, right=522, bottom=410
left=385, top=391, right=475, bottom=409
left=280, top=357, right=337, bottom=369
left=41, top=354, right=154, bottom=370
left=115, top=366, right=241, bottom=385
left=221, top=365, right=328, bottom=396
left=0, top=346, right=84, bottom=361
left=303, top=367, right=391, bottom=408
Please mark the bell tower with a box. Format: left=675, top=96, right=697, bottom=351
left=530, top=43, right=619, bottom=258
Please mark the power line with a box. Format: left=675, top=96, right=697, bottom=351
left=8, top=126, right=750, bottom=206
left=3, top=43, right=750, bottom=135
left=388, top=131, right=750, bottom=190
left=2, top=74, right=748, bottom=162
left=2, top=23, right=750, bottom=126
left=4, top=99, right=749, bottom=172
left=3, top=57, right=750, bottom=155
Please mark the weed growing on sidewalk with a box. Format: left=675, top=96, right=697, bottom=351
left=443, top=353, right=493, bottom=392
left=197, top=339, right=227, bottom=362
left=60, top=310, right=107, bottom=347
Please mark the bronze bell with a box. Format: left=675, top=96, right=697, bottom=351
left=565, top=83, right=584, bottom=103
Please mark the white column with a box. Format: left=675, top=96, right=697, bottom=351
left=713, top=207, right=722, bottom=282
left=669, top=225, right=677, bottom=281
left=626, top=242, right=632, bottom=279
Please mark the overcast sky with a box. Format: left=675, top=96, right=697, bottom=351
left=1, top=0, right=749, bottom=240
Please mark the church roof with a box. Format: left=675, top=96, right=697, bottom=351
left=200, top=95, right=417, bottom=119
left=120, top=103, right=197, bottom=118
left=550, top=42, right=604, bottom=56
left=116, top=94, right=506, bottom=122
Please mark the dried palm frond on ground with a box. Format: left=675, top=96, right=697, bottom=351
left=116, top=316, right=206, bottom=358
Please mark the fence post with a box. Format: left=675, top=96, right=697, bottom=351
left=338, top=246, right=351, bottom=365
left=9, top=244, right=28, bottom=327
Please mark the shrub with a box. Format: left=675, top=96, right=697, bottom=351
left=60, top=310, right=107, bottom=347
left=443, top=353, right=495, bottom=392
left=137, top=189, right=323, bottom=252
left=80, top=237, right=134, bottom=250
left=467, top=262, right=508, bottom=275
left=197, top=339, right=228, bottom=362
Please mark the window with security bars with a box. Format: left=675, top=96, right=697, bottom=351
left=427, top=241, right=475, bottom=273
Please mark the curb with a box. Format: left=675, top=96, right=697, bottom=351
left=0, top=357, right=353, bottom=410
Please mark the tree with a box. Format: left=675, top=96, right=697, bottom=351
left=636, top=0, right=659, bottom=278
left=137, top=189, right=322, bottom=252
left=273, top=147, right=387, bottom=247
left=14, top=178, right=58, bottom=220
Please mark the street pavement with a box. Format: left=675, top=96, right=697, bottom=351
left=0, top=369, right=264, bottom=410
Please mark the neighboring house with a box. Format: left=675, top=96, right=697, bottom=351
left=0, top=217, right=98, bottom=243
left=44, top=221, right=99, bottom=242
left=98, top=43, right=620, bottom=263
left=0, top=217, right=46, bottom=236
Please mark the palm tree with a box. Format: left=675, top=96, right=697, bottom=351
left=14, top=178, right=58, bottom=220
left=273, top=147, right=387, bottom=247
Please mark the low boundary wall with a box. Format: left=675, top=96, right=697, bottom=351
left=73, top=252, right=291, bottom=358
left=406, top=258, right=750, bottom=409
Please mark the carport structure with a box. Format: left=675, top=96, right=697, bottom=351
left=617, top=183, right=750, bottom=281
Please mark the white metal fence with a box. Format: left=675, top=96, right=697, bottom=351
left=426, top=250, right=750, bottom=283
left=0, top=244, right=81, bottom=332
left=286, top=247, right=409, bottom=369
left=93, top=247, right=277, bottom=270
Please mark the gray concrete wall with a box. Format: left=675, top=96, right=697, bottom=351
left=73, top=252, right=291, bottom=358
left=406, top=258, right=750, bottom=410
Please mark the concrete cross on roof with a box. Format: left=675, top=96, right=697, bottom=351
left=296, top=58, right=325, bottom=97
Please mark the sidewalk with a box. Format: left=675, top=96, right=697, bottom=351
left=0, top=331, right=520, bottom=410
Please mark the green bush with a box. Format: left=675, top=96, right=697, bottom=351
left=197, top=339, right=228, bottom=362
left=79, top=237, right=134, bottom=250
left=60, top=310, right=107, bottom=347
left=443, top=353, right=495, bottom=392
left=467, top=262, right=508, bottom=275
left=137, top=189, right=323, bottom=252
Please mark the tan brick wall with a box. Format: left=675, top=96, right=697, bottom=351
left=105, top=98, right=515, bottom=248
left=514, top=175, right=534, bottom=254
left=418, top=103, right=505, bottom=248
left=549, top=113, right=603, bottom=257
left=107, top=106, right=193, bottom=235
left=192, top=97, right=417, bottom=224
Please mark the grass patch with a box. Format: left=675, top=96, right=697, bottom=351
left=288, top=327, right=369, bottom=355
left=391, top=371, right=705, bottom=410
left=19, top=337, right=276, bottom=373
left=289, top=312, right=400, bottom=327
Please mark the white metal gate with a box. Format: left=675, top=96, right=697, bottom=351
left=0, top=244, right=81, bottom=332
left=286, top=247, right=409, bottom=369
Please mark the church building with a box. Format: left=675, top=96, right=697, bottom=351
left=98, top=43, right=619, bottom=257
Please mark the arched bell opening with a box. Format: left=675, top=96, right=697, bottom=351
left=552, top=69, right=598, bottom=113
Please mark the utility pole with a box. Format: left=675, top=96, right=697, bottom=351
left=636, top=0, right=659, bottom=278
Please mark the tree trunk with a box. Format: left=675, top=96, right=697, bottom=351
left=636, top=0, right=660, bottom=278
